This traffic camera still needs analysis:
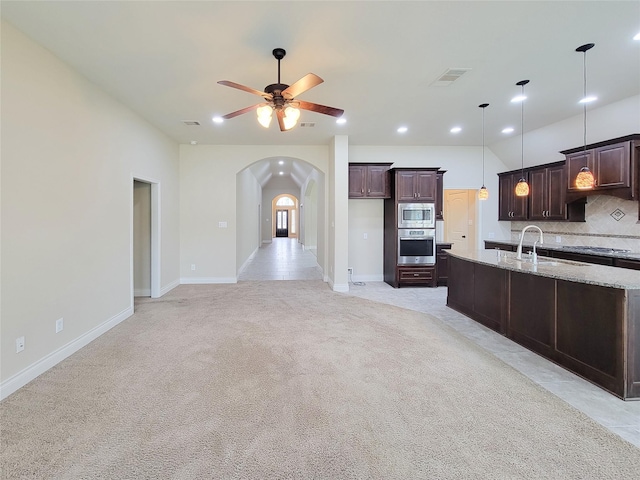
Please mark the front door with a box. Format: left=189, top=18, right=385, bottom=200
left=276, top=209, right=289, bottom=237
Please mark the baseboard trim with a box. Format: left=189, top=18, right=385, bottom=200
left=180, top=277, right=238, bottom=284
left=159, top=279, right=180, bottom=297
left=0, top=305, right=134, bottom=401
left=352, top=274, right=384, bottom=282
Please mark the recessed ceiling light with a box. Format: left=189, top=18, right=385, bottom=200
left=278, top=160, right=284, bottom=165
left=511, top=94, right=527, bottom=103
left=190, top=140, right=198, bottom=145
left=502, top=127, right=515, bottom=134
left=397, top=126, right=408, bottom=133
left=279, top=171, right=284, bottom=175
left=212, top=116, right=224, bottom=124
left=336, top=118, right=347, bottom=125
left=579, top=95, right=598, bottom=104
left=450, top=126, right=462, bottom=134
left=634, top=32, right=640, bottom=40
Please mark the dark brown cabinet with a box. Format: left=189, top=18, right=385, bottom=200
left=498, top=172, right=528, bottom=220
left=436, top=243, right=452, bottom=286
left=563, top=135, right=639, bottom=204
left=435, top=170, right=445, bottom=220
left=348, top=163, right=392, bottom=198
left=447, top=254, right=640, bottom=399
left=566, top=142, right=630, bottom=192
left=394, top=169, right=437, bottom=202
left=528, top=163, right=566, bottom=221
left=397, top=266, right=437, bottom=287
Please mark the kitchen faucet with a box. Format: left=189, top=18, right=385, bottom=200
left=516, top=225, right=544, bottom=263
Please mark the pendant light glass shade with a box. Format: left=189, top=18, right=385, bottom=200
left=478, top=103, right=489, bottom=200
left=576, top=166, right=595, bottom=189
left=515, top=178, right=530, bottom=196
left=514, top=80, right=530, bottom=197
left=574, top=43, right=596, bottom=190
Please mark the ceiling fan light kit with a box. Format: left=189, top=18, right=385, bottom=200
left=218, top=48, right=344, bottom=132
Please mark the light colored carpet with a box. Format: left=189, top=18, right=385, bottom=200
left=1, top=280, right=639, bottom=479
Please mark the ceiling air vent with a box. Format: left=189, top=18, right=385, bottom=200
left=300, top=122, right=315, bottom=128
left=430, top=68, right=471, bottom=87
left=183, top=121, right=201, bottom=126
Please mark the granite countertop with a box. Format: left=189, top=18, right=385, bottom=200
left=484, top=240, right=640, bottom=261
left=449, top=249, right=640, bottom=290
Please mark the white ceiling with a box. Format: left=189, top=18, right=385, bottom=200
left=2, top=1, right=639, bottom=156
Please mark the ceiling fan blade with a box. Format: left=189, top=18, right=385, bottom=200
left=296, top=100, right=344, bottom=118
left=282, top=73, right=323, bottom=99
left=221, top=104, right=260, bottom=119
left=217, top=80, right=272, bottom=100
left=276, top=109, right=286, bottom=131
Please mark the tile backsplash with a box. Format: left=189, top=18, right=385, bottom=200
left=511, top=195, right=640, bottom=252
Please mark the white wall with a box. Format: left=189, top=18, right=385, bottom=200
left=179, top=145, right=329, bottom=283
left=491, top=95, right=640, bottom=170
left=235, top=168, right=262, bottom=273
left=1, top=22, right=180, bottom=396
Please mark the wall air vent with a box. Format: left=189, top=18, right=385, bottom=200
left=430, top=68, right=471, bottom=87
left=183, top=121, right=201, bottom=126
left=300, top=122, right=316, bottom=127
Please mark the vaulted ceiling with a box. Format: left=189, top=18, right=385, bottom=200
left=2, top=1, right=639, bottom=156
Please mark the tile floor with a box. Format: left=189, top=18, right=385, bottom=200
left=239, top=238, right=640, bottom=448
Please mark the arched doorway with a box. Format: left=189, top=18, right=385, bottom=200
left=272, top=194, right=298, bottom=239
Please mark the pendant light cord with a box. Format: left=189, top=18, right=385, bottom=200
left=583, top=50, right=587, bottom=152
left=482, top=106, right=485, bottom=185
left=520, top=83, right=525, bottom=178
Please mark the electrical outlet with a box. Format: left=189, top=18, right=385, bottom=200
left=347, top=268, right=353, bottom=274
left=363, top=233, right=368, bottom=239
left=55, top=318, right=64, bottom=333
left=556, top=236, right=562, bottom=243
left=191, top=264, right=196, bottom=271
left=16, top=336, right=25, bottom=353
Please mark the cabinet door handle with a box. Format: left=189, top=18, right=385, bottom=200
left=368, top=189, right=370, bottom=194
left=361, top=188, right=364, bottom=194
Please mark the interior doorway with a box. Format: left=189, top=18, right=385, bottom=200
left=444, top=189, right=477, bottom=251
left=132, top=176, right=160, bottom=302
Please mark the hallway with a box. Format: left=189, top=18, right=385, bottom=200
left=238, top=238, right=323, bottom=281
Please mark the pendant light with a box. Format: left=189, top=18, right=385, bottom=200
left=575, top=43, right=596, bottom=190
left=478, top=103, right=490, bottom=200
left=514, top=80, right=530, bottom=197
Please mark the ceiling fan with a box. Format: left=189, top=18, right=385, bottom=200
left=217, top=48, right=344, bottom=131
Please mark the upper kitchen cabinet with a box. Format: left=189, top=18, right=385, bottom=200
left=498, top=171, right=528, bottom=221
left=528, top=162, right=567, bottom=221
left=394, top=168, right=438, bottom=202
left=435, top=170, right=446, bottom=220
left=563, top=135, right=639, bottom=201
left=348, top=163, right=392, bottom=199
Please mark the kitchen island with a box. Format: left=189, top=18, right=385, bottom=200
left=447, top=250, right=640, bottom=400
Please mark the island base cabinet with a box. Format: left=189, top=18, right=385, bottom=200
left=447, top=256, right=507, bottom=334
left=447, top=254, right=640, bottom=400
left=556, top=282, right=625, bottom=398
left=508, top=272, right=555, bottom=358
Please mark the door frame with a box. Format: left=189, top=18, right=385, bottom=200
left=131, top=174, right=161, bottom=300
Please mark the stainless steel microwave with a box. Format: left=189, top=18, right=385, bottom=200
left=397, top=203, right=436, bottom=229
